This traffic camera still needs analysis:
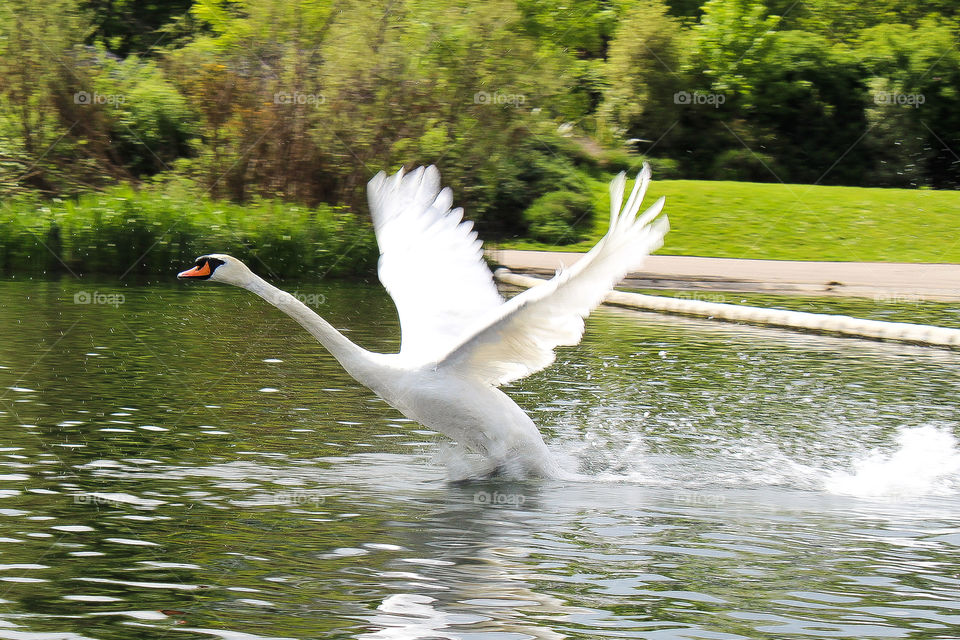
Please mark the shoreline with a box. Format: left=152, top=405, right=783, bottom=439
left=494, top=269, right=960, bottom=348
left=487, top=250, right=960, bottom=302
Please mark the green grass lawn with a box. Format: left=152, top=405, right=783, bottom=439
left=495, top=177, right=960, bottom=263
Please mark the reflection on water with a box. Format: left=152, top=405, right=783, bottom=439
left=0, top=277, right=958, bottom=639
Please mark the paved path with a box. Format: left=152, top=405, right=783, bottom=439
left=487, top=250, right=960, bottom=302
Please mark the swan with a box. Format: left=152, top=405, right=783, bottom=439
left=178, top=165, right=667, bottom=477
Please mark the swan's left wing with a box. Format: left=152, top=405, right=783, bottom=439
left=438, top=166, right=667, bottom=386
left=368, top=166, right=504, bottom=357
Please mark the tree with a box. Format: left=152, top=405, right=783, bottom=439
left=84, top=0, right=194, bottom=56
left=600, top=0, right=686, bottom=149
left=167, top=0, right=578, bottom=233
left=0, top=0, right=99, bottom=195
left=856, top=18, right=960, bottom=188
left=746, top=30, right=870, bottom=185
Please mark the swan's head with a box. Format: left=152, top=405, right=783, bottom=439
left=177, top=254, right=254, bottom=287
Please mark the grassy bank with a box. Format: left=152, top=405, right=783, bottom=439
left=2, top=176, right=958, bottom=279
left=500, top=177, right=960, bottom=264
left=0, top=183, right=378, bottom=279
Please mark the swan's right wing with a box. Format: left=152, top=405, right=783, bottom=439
left=438, top=166, right=667, bottom=386
left=368, top=166, right=505, bottom=358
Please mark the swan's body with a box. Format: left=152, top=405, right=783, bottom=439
left=179, top=165, right=667, bottom=478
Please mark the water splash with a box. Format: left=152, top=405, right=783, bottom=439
left=547, top=417, right=960, bottom=499
left=825, top=426, right=960, bottom=498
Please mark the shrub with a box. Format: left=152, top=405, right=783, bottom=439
left=646, top=157, right=681, bottom=180
left=710, top=149, right=779, bottom=182
left=598, top=149, right=648, bottom=174
left=93, top=53, right=197, bottom=175
left=522, top=190, right=594, bottom=244
left=0, top=182, right=379, bottom=278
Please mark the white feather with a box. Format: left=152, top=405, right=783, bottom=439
left=367, top=166, right=504, bottom=359
left=437, top=166, right=667, bottom=386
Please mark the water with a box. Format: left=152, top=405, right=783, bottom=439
left=1, top=277, right=959, bottom=639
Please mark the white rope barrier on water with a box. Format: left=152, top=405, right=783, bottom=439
left=494, top=269, right=960, bottom=348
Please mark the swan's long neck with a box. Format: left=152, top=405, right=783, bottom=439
left=243, top=276, right=380, bottom=385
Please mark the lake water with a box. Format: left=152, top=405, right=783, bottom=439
left=1, top=277, right=959, bottom=640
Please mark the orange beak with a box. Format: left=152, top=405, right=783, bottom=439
left=178, top=262, right=211, bottom=279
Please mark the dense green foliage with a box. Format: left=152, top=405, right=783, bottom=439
left=1, top=0, right=959, bottom=274
left=0, top=182, right=377, bottom=278
left=522, top=191, right=595, bottom=244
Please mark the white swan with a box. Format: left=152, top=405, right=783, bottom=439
left=178, top=165, right=667, bottom=477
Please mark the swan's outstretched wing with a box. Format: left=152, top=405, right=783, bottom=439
left=368, top=166, right=504, bottom=356
left=438, top=165, right=667, bottom=386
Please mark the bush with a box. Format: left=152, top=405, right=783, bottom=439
left=522, top=190, right=594, bottom=244
left=598, top=149, right=648, bottom=174
left=92, top=52, right=197, bottom=175
left=710, top=149, right=779, bottom=182
left=646, top=157, right=682, bottom=180
left=0, top=182, right=379, bottom=278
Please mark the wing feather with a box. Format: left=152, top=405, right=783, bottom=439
left=368, top=166, right=504, bottom=357
left=438, top=165, right=668, bottom=386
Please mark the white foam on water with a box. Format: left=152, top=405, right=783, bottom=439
left=825, top=425, right=960, bottom=498
left=546, top=417, right=960, bottom=500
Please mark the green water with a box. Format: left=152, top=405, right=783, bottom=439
left=1, top=277, right=959, bottom=639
